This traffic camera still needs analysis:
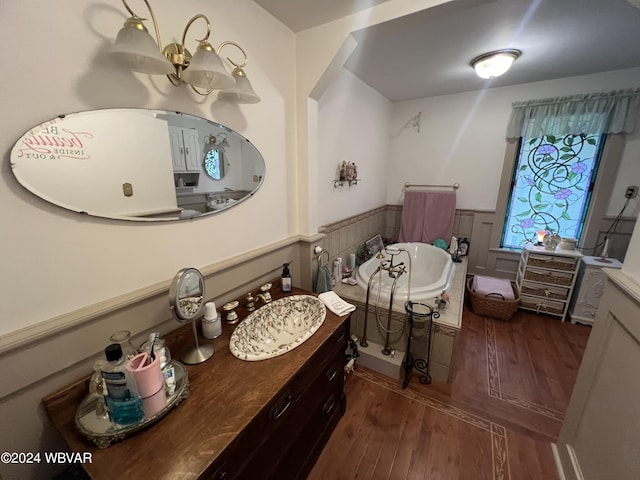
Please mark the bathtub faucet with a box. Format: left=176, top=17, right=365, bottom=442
left=383, top=261, right=405, bottom=278
left=360, top=245, right=413, bottom=355
left=382, top=246, right=406, bottom=278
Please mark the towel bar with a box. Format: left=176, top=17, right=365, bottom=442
left=404, top=182, right=459, bottom=190
left=314, top=246, right=330, bottom=267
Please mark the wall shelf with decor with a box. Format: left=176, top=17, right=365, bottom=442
left=334, top=161, right=360, bottom=188
left=333, top=178, right=361, bottom=188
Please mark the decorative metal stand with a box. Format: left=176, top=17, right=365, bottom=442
left=403, top=301, right=439, bottom=389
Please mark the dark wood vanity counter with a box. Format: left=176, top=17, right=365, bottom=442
left=43, top=286, right=350, bottom=479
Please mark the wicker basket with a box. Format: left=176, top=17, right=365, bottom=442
left=466, top=278, right=520, bottom=321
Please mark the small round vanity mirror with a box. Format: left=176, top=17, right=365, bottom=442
left=169, top=268, right=213, bottom=364
left=169, top=268, right=205, bottom=322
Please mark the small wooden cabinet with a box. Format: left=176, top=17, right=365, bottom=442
left=568, top=256, right=622, bottom=325
left=515, top=244, right=583, bottom=321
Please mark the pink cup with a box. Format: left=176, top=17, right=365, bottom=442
left=141, top=388, right=168, bottom=417
left=129, top=353, right=164, bottom=398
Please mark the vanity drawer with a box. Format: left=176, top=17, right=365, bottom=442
left=270, top=387, right=344, bottom=480
left=230, top=353, right=344, bottom=479
left=293, top=319, right=347, bottom=396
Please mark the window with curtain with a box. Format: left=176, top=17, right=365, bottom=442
left=501, top=132, right=605, bottom=248
left=500, top=88, right=640, bottom=249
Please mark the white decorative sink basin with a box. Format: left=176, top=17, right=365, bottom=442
left=229, top=295, right=327, bottom=361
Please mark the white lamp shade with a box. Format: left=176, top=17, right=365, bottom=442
left=181, top=48, right=235, bottom=90
left=471, top=50, right=521, bottom=79
left=218, top=68, right=260, bottom=104
left=110, top=22, right=174, bottom=75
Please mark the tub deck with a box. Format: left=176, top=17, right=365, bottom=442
left=334, top=257, right=467, bottom=383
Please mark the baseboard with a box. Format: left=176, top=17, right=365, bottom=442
left=551, top=442, right=584, bottom=480
left=551, top=443, right=567, bottom=480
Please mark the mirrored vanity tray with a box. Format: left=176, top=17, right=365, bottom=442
left=75, top=361, right=189, bottom=448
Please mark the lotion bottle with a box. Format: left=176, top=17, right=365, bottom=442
left=281, top=263, right=292, bottom=292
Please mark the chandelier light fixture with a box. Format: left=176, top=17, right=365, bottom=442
left=110, top=0, right=260, bottom=103
left=470, top=49, right=521, bottom=79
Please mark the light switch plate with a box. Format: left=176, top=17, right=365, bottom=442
left=123, top=182, right=133, bottom=197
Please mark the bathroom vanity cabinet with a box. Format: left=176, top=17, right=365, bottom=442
left=515, top=244, right=583, bottom=321
left=43, top=286, right=349, bottom=480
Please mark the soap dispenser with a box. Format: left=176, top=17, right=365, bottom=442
left=281, top=263, right=292, bottom=292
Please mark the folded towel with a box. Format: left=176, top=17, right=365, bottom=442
left=473, top=275, right=515, bottom=300
left=314, top=265, right=333, bottom=294
left=318, top=291, right=356, bottom=316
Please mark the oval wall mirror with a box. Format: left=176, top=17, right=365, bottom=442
left=10, top=109, right=266, bottom=221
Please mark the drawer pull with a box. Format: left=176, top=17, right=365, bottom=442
left=269, top=391, right=293, bottom=420
left=326, top=367, right=338, bottom=382
left=322, top=394, right=336, bottom=415
left=211, top=464, right=228, bottom=480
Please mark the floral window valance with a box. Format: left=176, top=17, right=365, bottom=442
left=506, top=88, right=640, bottom=139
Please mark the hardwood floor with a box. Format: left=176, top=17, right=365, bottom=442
left=308, top=305, right=591, bottom=480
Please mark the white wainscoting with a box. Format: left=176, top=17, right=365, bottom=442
left=553, top=269, right=640, bottom=480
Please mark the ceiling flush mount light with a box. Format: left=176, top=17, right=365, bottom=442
left=470, top=49, right=521, bottom=79
left=110, top=0, right=260, bottom=103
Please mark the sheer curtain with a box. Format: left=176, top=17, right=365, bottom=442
left=506, top=88, right=640, bottom=139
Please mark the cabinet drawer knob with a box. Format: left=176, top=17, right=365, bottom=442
left=269, top=391, right=293, bottom=420
left=322, top=394, right=336, bottom=415
left=326, top=367, right=338, bottom=383
left=211, top=464, right=228, bottom=480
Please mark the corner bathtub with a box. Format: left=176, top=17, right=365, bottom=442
left=355, top=242, right=455, bottom=303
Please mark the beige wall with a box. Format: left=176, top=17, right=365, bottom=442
left=386, top=68, right=640, bottom=212
left=317, top=69, right=392, bottom=226
left=0, top=0, right=296, bottom=337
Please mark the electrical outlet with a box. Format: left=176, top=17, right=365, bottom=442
left=625, top=185, right=638, bottom=199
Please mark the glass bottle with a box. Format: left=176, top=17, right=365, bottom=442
left=109, top=330, right=138, bottom=360
left=89, top=360, right=109, bottom=419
